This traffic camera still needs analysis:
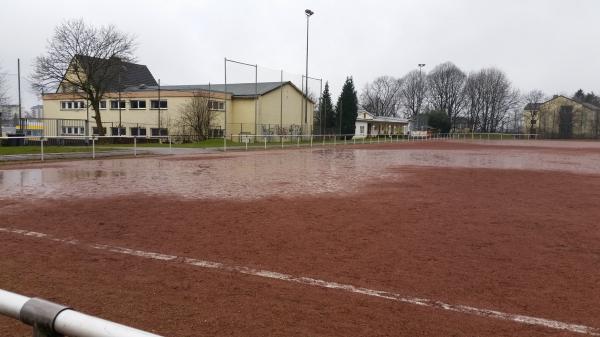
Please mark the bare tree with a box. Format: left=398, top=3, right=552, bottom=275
left=178, top=92, right=213, bottom=141
left=32, top=19, right=136, bottom=135
left=399, top=69, right=427, bottom=120
left=523, top=89, right=546, bottom=135
left=360, top=76, right=402, bottom=117
left=427, top=62, right=466, bottom=129
left=463, top=68, right=521, bottom=132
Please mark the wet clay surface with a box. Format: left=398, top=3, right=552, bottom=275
left=1, top=140, right=600, bottom=336
left=2, top=140, right=600, bottom=201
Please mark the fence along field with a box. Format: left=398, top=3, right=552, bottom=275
left=0, top=132, right=540, bottom=162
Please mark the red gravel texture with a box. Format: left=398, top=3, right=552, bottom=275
left=1, top=140, right=600, bottom=336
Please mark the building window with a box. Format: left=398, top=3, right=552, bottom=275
left=150, top=128, right=169, bottom=136
left=111, top=127, right=126, bottom=136
left=150, top=100, right=168, bottom=109
left=360, top=125, right=365, bottom=134
left=130, top=127, right=147, bottom=137
left=60, top=101, right=85, bottom=110
left=61, top=126, right=85, bottom=135
left=110, top=100, right=126, bottom=109
left=99, top=101, right=107, bottom=109
left=208, top=100, right=225, bottom=111
left=130, top=100, right=146, bottom=109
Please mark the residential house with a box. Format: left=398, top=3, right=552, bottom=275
left=523, top=95, right=600, bottom=138
left=354, top=108, right=408, bottom=138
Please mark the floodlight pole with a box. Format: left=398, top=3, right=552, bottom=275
left=304, top=9, right=314, bottom=133
left=417, top=64, right=426, bottom=131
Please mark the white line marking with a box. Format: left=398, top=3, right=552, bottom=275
left=1, top=226, right=598, bottom=335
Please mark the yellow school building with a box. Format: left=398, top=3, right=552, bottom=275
left=41, top=57, right=315, bottom=138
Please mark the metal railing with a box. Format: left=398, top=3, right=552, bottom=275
left=0, top=135, right=172, bottom=161
left=0, top=132, right=543, bottom=161
left=221, top=132, right=540, bottom=151
left=0, top=288, right=162, bottom=337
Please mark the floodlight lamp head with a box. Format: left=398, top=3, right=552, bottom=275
left=305, top=9, right=314, bottom=16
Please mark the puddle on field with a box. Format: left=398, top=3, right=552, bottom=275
left=1, top=146, right=600, bottom=201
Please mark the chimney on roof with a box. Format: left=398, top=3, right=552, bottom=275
left=553, top=95, right=559, bottom=99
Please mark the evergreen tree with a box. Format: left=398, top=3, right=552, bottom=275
left=574, top=89, right=586, bottom=102
left=573, top=89, right=600, bottom=107
left=335, top=77, right=358, bottom=135
left=584, top=92, right=600, bottom=107
left=427, top=110, right=451, bottom=133
left=316, top=82, right=336, bottom=133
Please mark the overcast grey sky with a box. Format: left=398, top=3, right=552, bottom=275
left=0, top=0, right=598, bottom=109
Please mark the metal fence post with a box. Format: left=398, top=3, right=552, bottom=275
left=40, top=139, right=44, bottom=161
left=134, top=137, right=137, bottom=156
left=92, top=137, right=95, bottom=159
left=310, top=135, right=313, bottom=148
left=264, top=137, right=267, bottom=150
left=169, top=136, right=172, bottom=154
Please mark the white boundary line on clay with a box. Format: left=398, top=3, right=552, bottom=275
left=1, top=226, right=599, bottom=336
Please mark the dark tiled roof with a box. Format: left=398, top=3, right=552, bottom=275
left=124, top=81, right=315, bottom=103
left=74, top=55, right=158, bottom=91
left=165, top=82, right=283, bottom=96
left=127, top=82, right=281, bottom=96
left=580, top=101, right=600, bottom=111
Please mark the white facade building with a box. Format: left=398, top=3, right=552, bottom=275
left=354, top=108, right=409, bottom=138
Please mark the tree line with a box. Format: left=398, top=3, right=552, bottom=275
left=360, top=62, right=524, bottom=133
